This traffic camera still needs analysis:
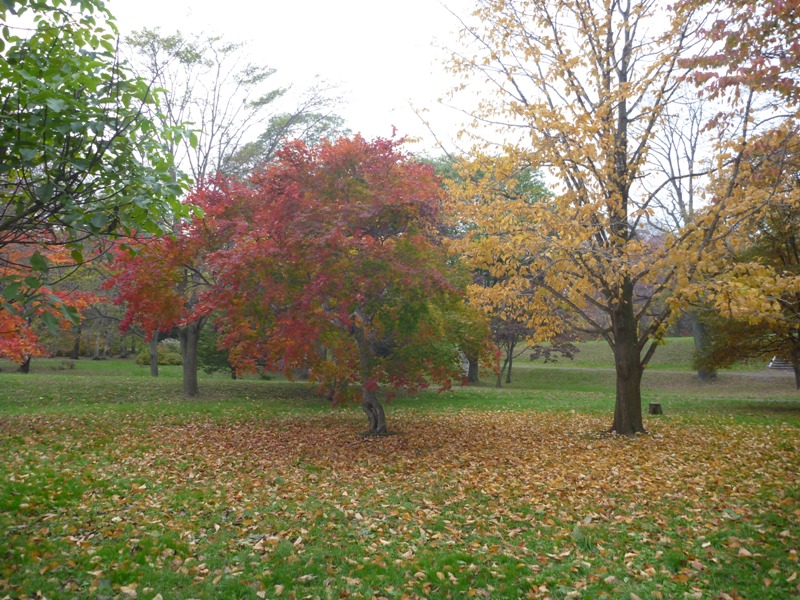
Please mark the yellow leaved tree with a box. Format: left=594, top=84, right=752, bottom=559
left=687, top=122, right=800, bottom=387
left=446, top=0, right=746, bottom=434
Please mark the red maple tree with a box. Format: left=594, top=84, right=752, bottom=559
left=210, top=136, right=476, bottom=433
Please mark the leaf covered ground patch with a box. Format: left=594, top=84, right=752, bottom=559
left=1, top=410, right=798, bottom=599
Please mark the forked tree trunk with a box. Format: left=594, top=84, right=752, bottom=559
left=610, top=280, right=646, bottom=435
left=180, top=320, right=204, bottom=398
left=352, top=320, right=389, bottom=435
left=362, top=388, right=387, bottom=435
left=149, top=337, right=159, bottom=377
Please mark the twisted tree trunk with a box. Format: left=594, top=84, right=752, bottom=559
left=361, top=388, right=387, bottom=435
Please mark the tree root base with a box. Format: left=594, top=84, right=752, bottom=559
left=359, top=430, right=396, bottom=438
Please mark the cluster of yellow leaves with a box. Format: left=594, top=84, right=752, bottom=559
left=685, top=122, right=800, bottom=327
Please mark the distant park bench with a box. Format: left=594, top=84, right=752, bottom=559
left=768, top=357, right=793, bottom=370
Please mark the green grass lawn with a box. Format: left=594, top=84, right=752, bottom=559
left=1, top=352, right=798, bottom=599
left=528, top=336, right=772, bottom=371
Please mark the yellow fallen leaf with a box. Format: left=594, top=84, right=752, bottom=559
left=788, top=571, right=797, bottom=582
left=274, top=584, right=284, bottom=596
left=738, top=547, right=753, bottom=557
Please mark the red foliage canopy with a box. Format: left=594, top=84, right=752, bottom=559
left=209, top=136, right=468, bottom=401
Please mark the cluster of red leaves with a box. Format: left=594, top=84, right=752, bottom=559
left=210, top=136, right=460, bottom=396
left=107, top=175, right=252, bottom=339
left=0, top=242, right=100, bottom=363
left=2, top=409, right=797, bottom=598
left=681, top=0, right=800, bottom=104
left=109, top=137, right=472, bottom=403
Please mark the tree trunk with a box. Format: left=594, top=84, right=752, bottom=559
left=505, top=348, right=514, bottom=384
left=610, top=280, right=646, bottom=435
left=496, top=357, right=508, bottom=388
left=466, top=355, right=479, bottom=383
left=361, top=387, right=387, bottom=435
left=70, top=322, right=82, bottom=360
left=103, top=326, right=112, bottom=358
left=180, top=320, right=204, bottom=398
left=792, top=346, right=800, bottom=391
left=690, top=311, right=717, bottom=381
left=149, top=337, right=159, bottom=377
left=18, top=355, right=31, bottom=373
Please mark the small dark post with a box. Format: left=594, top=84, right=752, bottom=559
left=648, top=402, right=663, bottom=415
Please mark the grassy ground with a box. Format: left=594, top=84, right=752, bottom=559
left=527, top=337, right=772, bottom=371
left=0, top=351, right=798, bottom=600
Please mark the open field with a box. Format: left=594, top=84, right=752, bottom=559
left=1, top=354, right=798, bottom=599
left=527, top=337, right=773, bottom=371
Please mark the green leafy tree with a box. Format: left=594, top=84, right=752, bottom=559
left=0, top=0, right=189, bottom=333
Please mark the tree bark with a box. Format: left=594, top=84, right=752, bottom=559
left=70, top=322, right=82, bottom=360
left=18, top=355, right=31, bottom=373
left=352, top=318, right=389, bottom=434
left=361, top=387, right=387, bottom=435
left=792, top=346, right=800, bottom=391
left=690, top=311, right=717, bottom=381
left=496, top=357, right=507, bottom=388
left=180, top=320, right=204, bottom=398
left=149, top=337, right=159, bottom=377
left=467, top=355, right=479, bottom=383
left=610, top=279, right=646, bottom=435
left=505, top=349, right=513, bottom=384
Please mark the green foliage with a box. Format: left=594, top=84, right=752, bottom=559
left=0, top=0, right=190, bottom=314
left=135, top=339, right=182, bottom=366
left=692, top=314, right=790, bottom=372
left=197, top=323, right=235, bottom=377
left=222, top=106, right=349, bottom=177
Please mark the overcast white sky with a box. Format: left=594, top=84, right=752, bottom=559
left=110, top=0, right=475, bottom=154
